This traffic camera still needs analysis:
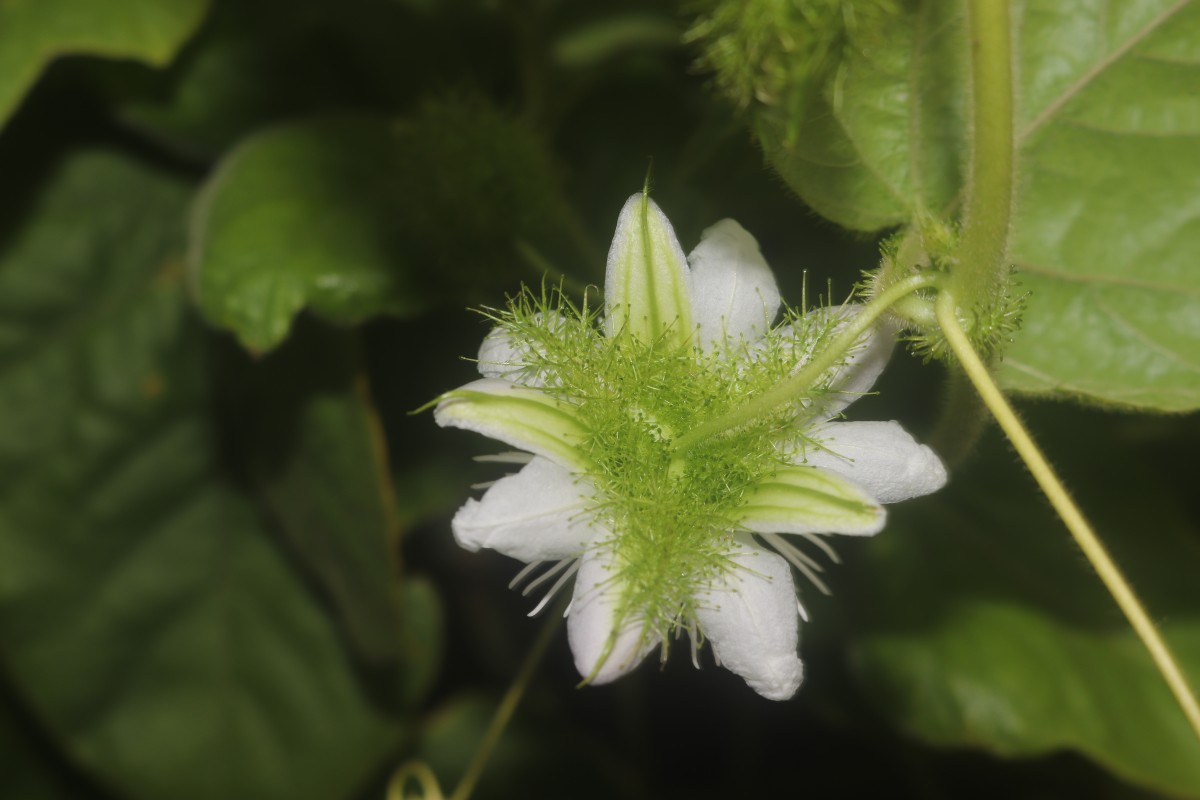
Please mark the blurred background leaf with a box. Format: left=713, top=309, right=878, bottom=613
left=0, top=0, right=209, bottom=129
left=189, top=101, right=580, bottom=353
left=849, top=404, right=1200, bottom=797
left=0, top=149, right=406, bottom=800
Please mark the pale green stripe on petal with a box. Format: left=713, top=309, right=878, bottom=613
left=737, top=465, right=885, bottom=536
left=604, top=193, right=693, bottom=348
left=434, top=378, right=590, bottom=471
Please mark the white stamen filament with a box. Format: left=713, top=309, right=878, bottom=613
left=800, top=532, right=841, bottom=564
left=528, top=560, right=581, bottom=617
left=761, top=532, right=832, bottom=596
left=796, top=596, right=809, bottom=623
left=520, top=558, right=574, bottom=597
left=508, top=560, right=543, bottom=590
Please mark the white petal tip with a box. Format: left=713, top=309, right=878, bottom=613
left=747, top=656, right=804, bottom=701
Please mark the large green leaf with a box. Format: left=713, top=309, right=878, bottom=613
left=189, top=102, right=576, bottom=353
left=696, top=0, right=1200, bottom=410
left=0, top=150, right=403, bottom=800
left=849, top=406, right=1200, bottom=797
left=0, top=0, right=208, bottom=128
left=998, top=0, right=1200, bottom=410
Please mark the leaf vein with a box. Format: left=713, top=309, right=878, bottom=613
left=1016, top=260, right=1200, bottom=298
left=1018, top=0, right=1192, bottom=143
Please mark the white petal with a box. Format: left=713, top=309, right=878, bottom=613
left=695, top=538, right=803, bottom=701
left=817, top=306, right=897, bottom=418
left=477, top=326, right=524, bottom=381
left=737, top=464, right=885, bottom=536
left=604, top=194, right=693, bottom=349
left=568, top=548, right=660, bottom=685
left=797, top=421, right=948, bottom=504
left=687, top=219, right=781, bottom=349
left=452, top=457, right=598, bottom=561
left=434, top=378, right=590, bottom=470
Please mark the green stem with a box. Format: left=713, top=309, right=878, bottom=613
left=449, top=605, right=563, bottom=800
left=672, top=274, right=941, bottom=454
left=935, top=290, right=1200, bottom=745
left=954, top=0, right=1015, bottom=307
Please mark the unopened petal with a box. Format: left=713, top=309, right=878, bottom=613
left=695, top=538, right=803, bottom=701
left=568, top=548, right=660, bottom=685
left=798, top=421, right=948, bottom=504
left=604, top=193, right=693, bottom=349
left=737, top=464, right=885, bottom=536
left=687, top=219, right=781, bottom=349
left=434, top=378, right=589, bottom=470
left=452, top=457, right=598, bottom=561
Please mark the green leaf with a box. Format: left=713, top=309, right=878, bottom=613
left=395, top=578, right=443, bottom=710
left=190, top=101, right=576, bottom=353
left=691, top=0, right=967, bottom=232
left=849, top=406, right=1200, bottom=797
left=697, top=0, right=1200, bottom=410
left=997, top=0, right=1200, bottom=411
left=189, top=115, right=425, bottom=353
left=217, top=321, right=406, bottom=674
left=0, top=684, right=108, bottom=800
left=0, top=0, right=208, bottom=128
left=0, top=150, right=402, bottom=800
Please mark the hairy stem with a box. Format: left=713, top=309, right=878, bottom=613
left=954, top=0, right=1015, bottom=307
left=449, top=606, right=563, bottom=800
left=935, top=290, right=1200, bottom=744
left=673, top=273, right=941, bottom=454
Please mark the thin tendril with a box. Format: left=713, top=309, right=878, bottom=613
left=449, top=601, right=565, bottom=800
left=935, top=289, right=1200, bottom=746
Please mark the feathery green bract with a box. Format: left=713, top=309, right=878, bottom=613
left=482, top=286, right=853, bottom=649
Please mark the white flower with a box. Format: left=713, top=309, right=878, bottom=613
left=435, top=194, right=946, bottom=700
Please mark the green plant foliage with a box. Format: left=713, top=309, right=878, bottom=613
left=100, top=0, right=454, bottom=159
left=0, top=0, right=208, bottom=129
left=0, top=150, right=404, bottom=800
left=849, top=406, right=1200, bottom=798
left=217, top=321, right=406, bottom=674
left=189, top=101, right=576, bottom=354
left=692, top=0, right=1200, bottom=411
left=689, top=0, right=964, bottom=232
left=998, top=0, right=1200, bottom=411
